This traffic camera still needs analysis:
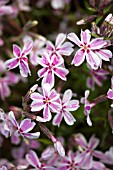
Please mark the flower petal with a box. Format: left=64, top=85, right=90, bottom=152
left=26, top=150, right=41, bottom=168
left=67, top=32, right=82, bottom=47
left=90, top=38, right=106, bottom=49
left=86, top=50, right=101, bottom=70
left=81, top=29, right=91, bottom=44
left=30, top=92, right=43, bottom=101
left=13, top=44, right=21, bottom=57
left=89, top=135, right=99, bottom=149
left=65, top=100, right=79, bottom=111
left=71, top=48, right=86, bottom=66
left=43, top=105, right=51, bottom=121
left=62, top=89, right=72, bottom=103
left=54, top=67, right=69, bottom=81
left=31, top=101, right=44, bottom=112
left=55, top=33, right=66, bottom=47
left=95, top=49, right=112, bottom=61
left=19, top=58, right=31, bottom=77
left=8, top=111, right=18, bottom=128
left=42, top=71, right=55, bottom=88
left=53, top=112, right=63, bottom=126
left=22, top=39, right=33, bottom=56
left=107, top=89, right=113, bottom=99
left=5, top=58, right=19, bottom=70
left=19, top=119, right=36, bottom=133
left=64, top=111, right=76, bottom=125
left=58, top=42, right=74, bottom=56
left=24, top=132, right=40, bottom=139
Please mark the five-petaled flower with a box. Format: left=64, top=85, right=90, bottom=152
left=67, top=29, right=112, bottom=69
left=9, top=111, right=40, bottom=139
left=30, top=83, right=61, bottom=122
left=37, top=52, right=69, bottom=88
left=53, top=89, right=79, bottom=126
left=5, top=38, right=33, bottom=77
left=46, top=33, right=74, bottom=60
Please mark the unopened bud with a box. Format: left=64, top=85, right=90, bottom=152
left=76, top=15, right=96, bottom=25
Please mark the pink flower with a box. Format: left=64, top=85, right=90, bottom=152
left=46, top=33, right=74, bottom=59
left=30, top=38, right=46, bottom=66
left=37, top=52, right=69, bottom=88
left=26, top=150, right=56, bottom=170
left=5, top=39, right=33, bottom=77
left=9, top=111, right=40, bottom=139
left=75, top=133, right=104, bottom=169
left=53, top=89, right=79, bottom=126
left=87, top=67, right=109, bottom=90
left=67, top=29, right=112, bottom=69
left=101, top=147, right=113, bottom=165
left=30, top=83, right=61, bottom=122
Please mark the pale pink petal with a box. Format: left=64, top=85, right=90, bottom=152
left=8, top=111, right=18, bottom=128
left=89, top=135, right=99, bottom=149
left=53, top=112, right=63, bottom=126
left=86, top=50, right=101, bottom=70
left=43, top=105, right=51, bottom=121
left=107, top=89, right=113, bottom=99
left=54, top=67, right=69, bottom=81
left=31, top=101, right=44, bottom=111
left=58, top=42, right=74, bottom=56
left=42, top=71, right=55, bottom=88
left=92, top=161, right=105, bottom=169
left=90, top=38, right=106, bottom=49
left=46, top=40, right=54, bottom=51
left=54, top=141, right=65, bottom=157
left=65, top=100, right=79, bottom=111
left=19, top=58, right=31, bottom=77
left=5, top=58, right=19, bottom=70
left=55, top=33, right=66, bottom=47
left=0, top=81, right=11, bottom=100
left=52, top=54, right=64, bottom=66
left=26, top=150, right=41, bottom=168
left=30, top=51, right=38, bottom=66
left=67, top=32, right=82, bottom=47
left=81, top=29, right=91, bottom=44
left=49, top=102, right=61, bottom=112
left=63, top=111, right=76, bottom=125
left=37, top=55, right=49, bottom=67
left=75, top=133, right=87, bottom=149
left=93, top=150, right=105, bottom=159
left=22, top=39, right=33, bottom=56
left=71, top=48, right=86, bottom=66
left=95, top=49, right=112, bottom=61
left=62, top=89, right=72, bottom=103
left=87, top=115, right=92, bottom=126
left=19, top=119, right=36, bottom=133
left=13, top=44, right=21, bottom=57
left=49, top=89, right=60, bottom=101
left=24, top=132, right=40, bottom=139
left=38, top=67, right=47, bottom=78
left=30, top=92, right=43, bottom=101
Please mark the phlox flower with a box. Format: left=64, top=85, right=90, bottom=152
left=37, top=52, right=69, bottom=88
left=30, top=83, right=61, bottom=122
left=0, top=166, right=7, bottom=170
left=9, top=111, right=40, bottom=139
left=87, top=67, right=109, bottom=91
left=75, top=133, right=105, bottom=169
left=30, top=38, right=46, bottom=66
left=26, top=150, right=56, bottom=170
left=5, top=38, right=33, bottom=77
left=53, top=89, right=79, bottom=126
left=67, top=29, right=112, bottom=69
left=46, top=33, right=74, bottom=59
left=101, top=147, right=113, bottom=165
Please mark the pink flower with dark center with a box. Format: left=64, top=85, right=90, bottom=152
left=37, top=52, right=69, bottom=88
left=5, top=39, right=33, bottom=77
left=75, top=133, right=105, bottom=169
left=30, top=83, right=61, bottom=122
left=46, top=33, right=74, bottom=59
left=67, top=29, right=112, bottom=69
left=53, top=89, right=79, bottom=126
left=9, top=111, right=40, bottom=139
